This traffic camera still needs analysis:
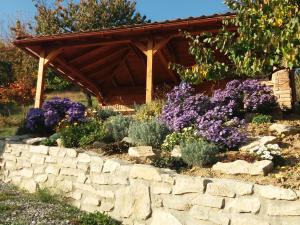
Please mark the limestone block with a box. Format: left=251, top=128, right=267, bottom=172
left=45, top=165, right=60, bottom=175
left=150, top=210, right=183, bottom=225
left=91, top=173, right=128, bottom=185
left=151, top=182, right=172, bottom=194
left=78, top=153, right=91, bottom=163
left=231, top=215, right=270, bottom=225
left=82, top=195, right=100, bottom=206
left=257, top=185, right=297, bottom=200
left=206, top=180, right=253, bottom=197
left=81, top=204, right=99, bottom=213
left=30, top=155, right=45, bottom=165
left=45, top=156, right=57, bottom=164
left=20, top=179, right=37, bottom=193
left=128, top=146, right=155, bottom=157
left=5, top=161, right=16, bottom=170
left=30, top=145, right=49, bottom=155
left=33, top=166, right=45, bottom=174
left=114, top=186, right=134, bottom=218
left=212, top=160, right=274, bottom=176
left=57, top=179, right=73, bottom=193
left=69, top=190, right=82, bottom=201
left=77, top=173, right=88, bottom=183
left=66, top=148, right=78, bottom=158
left=19, top=168, right=34, bottom=178
left=77, top=163, right=89, bottom=172
left=129, top=164, right=161, bottom=181
left=269, top=123, right=300, bottom=135
left=60, top=168, right=83, bottom=177
left=34, top=174, right=48, bottom=183
left=209, top=212, right=230, bottom=225
left=100, top=198, right=114, bottom=212
left=62, top=157, right=77, bottom=169
left=163, top=194, right=196, bottom=211
left=25, top=137, right=47, bottom=145
left=2, top=153, right=17, bottom=162
left=173, top=175, right=205, bottom=194
left=90, top=161, right=103, bottom=173
left=103, top=159, right=121, bottom=173
left=192, top=194, right=225, bottom=209
left=267, top=201, right=300, bottom=216
left=189, top=205, right=210, bottom=220
left=49, top=147, right=61, bottom=156
left=228, top=197, right=261, bottom=213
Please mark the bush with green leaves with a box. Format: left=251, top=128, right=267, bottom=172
left=96, top=108, right=119, bottom=121
left=135, top=100, right=164, bottom=121
left=60, top=119, right=107, bottom=148
left=181, top=138, right=220, bottom=167
left=252, top=114, right=273, bottom=124
left=105, top=115, right=132, bottom=142
left=79, top=212, right=120, bottom=225
left=128, top=119, right=170, bottom=148
left=161, top=127, right=198, bottom=151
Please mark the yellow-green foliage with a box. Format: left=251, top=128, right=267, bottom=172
left=135, top=100, right=164, bottom=121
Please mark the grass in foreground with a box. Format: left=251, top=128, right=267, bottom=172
left=0, top=182, right=120, bottom=225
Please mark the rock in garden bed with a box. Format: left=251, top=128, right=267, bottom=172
left=269, top=123, right=300, bottom=135
left=24, top=137, right=47, bottom=145
left=212, top=160, right=274, bottom=176
left=128, top=146, right=155, bottom=157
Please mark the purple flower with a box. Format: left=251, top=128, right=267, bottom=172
left=25, top=108, right=46, bottom=133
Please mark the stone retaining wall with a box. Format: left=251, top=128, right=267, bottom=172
left=0, top=141, right=300, bottom=225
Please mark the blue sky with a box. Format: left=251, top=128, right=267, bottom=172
left=0, top=0, right=229, bottom=36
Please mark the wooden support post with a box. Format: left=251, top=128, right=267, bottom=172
left=34, top=51, right=46, bottom=108
left=146, top=40, right=154, bottom=103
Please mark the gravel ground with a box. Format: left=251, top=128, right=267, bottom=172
left=0, top=182, right=81, bottom=225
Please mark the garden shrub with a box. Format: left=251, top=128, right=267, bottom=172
left=128, top=119, right=170, bottom=148
left=161, top=127, right=198, bottom=151
left=96, top=108, right=119, bottom=121
left=135, top=100, right=164, bottom=121
left=181, top=138, right=220, bottom=167
left=24, top=98, right=86, bottom=135
left=25, top=108, right=49, bottom=135
left=79, top=212, right=120, bottom=225
left=60, top=119, right=107, bottom=148
left=160, top=83, right=212, bottom=131
left=105, top=115, right=132, bottom=141
left=251, top=114, right=273, bottom=124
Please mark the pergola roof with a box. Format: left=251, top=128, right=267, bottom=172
left=13, top=13, right=234, bottom=106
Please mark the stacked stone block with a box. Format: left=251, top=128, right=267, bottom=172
left=0, top=140, right=300, bottom=225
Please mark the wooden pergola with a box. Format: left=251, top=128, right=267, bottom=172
left=13, top=13, right=234, bottom=108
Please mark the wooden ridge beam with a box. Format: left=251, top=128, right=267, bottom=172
left=81, top=47, right=129, bottom=73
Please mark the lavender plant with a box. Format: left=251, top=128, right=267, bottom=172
left=25, top=108, right=47, bottom=134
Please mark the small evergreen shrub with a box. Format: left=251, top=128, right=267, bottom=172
left=79, top=212, right=120, bottom=225
left=41, top=133, right=60, bottom=146
left=105, top=115, right=132, bottom=141
left=36, top=188, right=57, bottom=204
left=128, top=119, right=170, bottom=148
left=96, top=108, right=119, bottom=121
left=151, top=156, right=187, bottom=172
left=135, top=100, right=164, bottom=121
left=161, top=127, right=198, bottom=151
left=60, top=119, right=107, bottom=148
left=181, top=138, right=220, bottom=167
left=251, top=114, right=273, bottom=124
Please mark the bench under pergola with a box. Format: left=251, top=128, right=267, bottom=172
left=13, top=13, right=233, bottom=108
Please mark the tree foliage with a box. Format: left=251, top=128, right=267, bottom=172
left=175, top=0, right=300, bottom=84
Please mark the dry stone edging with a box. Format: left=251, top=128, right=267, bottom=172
left=0, top=138, right=300, bottom=225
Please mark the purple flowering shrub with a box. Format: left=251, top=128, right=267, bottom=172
left=25, top=97, right=86, bottom=134
left=43, top=97, right=86, bottom=128
left=213, top=79, right=277, bottom=115
left=161, top=79, right=276, bottom=149
left=25, top=108, right=48, bottom=134
left=160, top=83, right=212, bottom=131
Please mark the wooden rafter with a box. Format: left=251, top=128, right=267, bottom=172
left=98, top=50, right=131, bottom=84
left=81, top=47, right=129, bottom=73
left=157, top=50, right=178, bottom=83
left=130, top=44, right=146, bottom=66
left=70, top=46, right=106, bottom=64
left=44, top=48, right=63, bottom=67
left=89, top=60, right=122, bottom=79
left=55, top=57, right=104, bottom=102
left=124, top=60, right=136, bottom=86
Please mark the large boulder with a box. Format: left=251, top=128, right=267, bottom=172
left=128, top=146, right=155, bottom=157
left=269, top=124, right=300, bottom=135
left=212, top=160, right=274, bottom=176
left=240, top=136, right=277, bottom=152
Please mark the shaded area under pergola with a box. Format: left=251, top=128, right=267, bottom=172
left=13, top=13, right=234, bottom=108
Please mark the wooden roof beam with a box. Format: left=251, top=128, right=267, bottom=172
left=157, top=50, right=178, bottom=83
left=81, top=47, right=129, bottom=73
left=124, top=60, right=136, bottom=86
left=69, top=46, right=107, bottom=64
left=44, top=48, right=64, bottom=67
left=55, top=57, right=104, bottom=103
